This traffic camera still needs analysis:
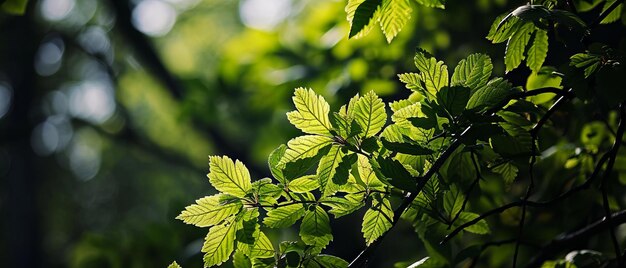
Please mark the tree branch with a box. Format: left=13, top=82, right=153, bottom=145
left=525, top=209, right=626, bottom=267
left=590, top=0, right=623, bottom=28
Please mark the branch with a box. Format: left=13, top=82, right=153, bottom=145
left=448, top=152, right=481, bottom=229
left=525, top=209, right=626, bottom=267
left=599, top=103, right=626, bottom=265
left=590, top=0, right=623, bottom=28
left=348, top=88, right=575, bottom=267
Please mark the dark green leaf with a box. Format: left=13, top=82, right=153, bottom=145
left=436, top=86, right=471, bottom=117
left=349, top=0, right=383, bottom=38
left=381, top=138, right=434, bottom=155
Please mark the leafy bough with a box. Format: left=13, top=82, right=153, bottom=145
left=173, top=50, right=574, bottom=267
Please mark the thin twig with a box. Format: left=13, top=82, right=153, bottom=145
left=590, top=0, right=623, bottom=28
left=600, top=104, right=626, bottom=265
left=447, top=152, right=481, bottom=229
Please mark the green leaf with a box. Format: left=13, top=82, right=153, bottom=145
left=279, top=135, right=333, bottom=166
left=487, top=15, right=522, bottom=43
left=263, top=203, right=305, bottom=228
left=236, top=209, right=260, bottom=245
left=300, top=205, right=333, bottom=248
left=233, top=250, right=252, bottom=268
left=238, top=231, right=275, bottom=259
left=1, top=0, right=28, bottom=15
left=414, top=49, right=449, bottom=96
left=347, top=0, right=382, bottom=38
left=320, top=196, right=365, bottom=218
left=317, top=145, right=344, bottom=196
left=505, top=22, right=534, bottom=72
left=250, top=178, right=282, bottom=205
left=550, top=9, right=587, bottom=30
left=443, top=185, right=464, bottom=221
left=381, top=138, right=434, bottom=155
left=177, top=194, right=242, bottom=227
left=208, top=156, right=252, bottom=198
left=167, top=261, right=182, bottom=268
left=455, top=212, right=490, bottom=234
left=509, top=4, right=551, bottom=23
left=356, top=154, right=385, bottom=188
left=492, top=162, right=519, bottom=189
left=378, top=0, right=412, bottom=43
left=362, top=194, right=394, bottom=245
left=268, top=145, right=287, bottom=184
left=570, top=53, right=601, bottom=78
left=289, top=175, right=320, bottom=193
left=436, top=86, right=471, bottom=117
left=466, top=78, right=516, bottom=112
left=451, top=53, right=493, bottom=90
left=202, top=218, right=238, bottom=267
left=286, top=87, right=333, bottom=136
left=398, top=72, right=427, bottom=95
left=372, top=157, right=416, bottom=192
left=527, top=29, right=548, bottom=73
left=354, top=91, right=387, bottom=137
left=313, top=255, right=349, bottom=268
left=526, top=66, right=563, bottom=104
left=600, top=0, right=623, bottom=24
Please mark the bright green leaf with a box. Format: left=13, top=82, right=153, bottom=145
left=527, top=29, right=548, bottom=73
left=362, top=194, right=394, bottom=245
left=320, top=196, right=365, bottom=218
left=414, top=49, right=449, bottom=96
left=492, top=162, right=519, bottom=189
left=505, top=22, right=534, bottom=72
left=286, top=87, right=333, bottom=136
left=289, top=175, right=320, bottom=193
left=466, top=78, right=516, bottom=112
left=443, top=185, right=464, bottom=221
left=177, top=194, right=242, bottom=227
left=268, top=145, right=287, bottom=184
left=347, top=0, right=382, bottom=38
left=202, top=219, right=238, bottom=267
left=354, top=91, right=387, bottom=137
left=208, top=156, right=252, bottom=198
left=313, top=255, right=349, bottom=268
left=317, top=145, right=344, bottom=196
left=167, top=261, right=182, bottom=268
left=455, top=212, right=490, bottom=234
left=378, top=0, right=412, bottom=43
left=279, top=135, right=333, bottom=166
left=263, top=203, right=305, bottom=228
left=451, top=53, right=493, bottom=90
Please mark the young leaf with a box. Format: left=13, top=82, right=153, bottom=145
left=398, top=72, right=427, bottom=94
left=354, top=91, right=387, bottom=137
left=300, top=205, right=333, bottom=248
left=451, top=53, right=493, bottom=90
left=263, top=203, right=305, bottom=228
left=362, top=194, right=394, bottom=245
left=487, top=15, right=522, bottom=44
left=279, top=135, right=333, bottom=166
left=347, top=0, right=382, bottom=38
left=570, top=53, right=601, bottom=78
left=527, top=29, right=548, bottom=73
left=208, top=156, right=252, bottom=198
left=436, top=86, right=471, bottom=117
left=414, top=50, right=449, bottom=96
left=202, top=219, right=238, bottom=267
left=286, top=88, right=333, bottom=136
left=177, top=194, right=243, bottom=227
left=378, top=0, right=412, bottom=43
left=233, top=250, right=252, bottom=268
left=167, top=261, right=182, bottom=268
left=505, top=22, right=534, bottom=72
left=289, top=175, right=320, bottom=193
left=357, top=154, right=385, bottom=188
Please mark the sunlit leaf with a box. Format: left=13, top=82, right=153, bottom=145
left=289, top=175, right=320, bottom=193
left=320, top=196, right=365, bottom=218
left=505, top=22, right=534, bottom=72
left=454, top=212, right=490, bottom=234
left=177, top=194, right=242, bottom=227
left=354, top=91, right=387, bottom=137
left=287, top=88, right=333, bottom=136
left=279, top=135, right=333, bottom=166
left=378, top=0, right=412, bottom=43
left=466, top=78, right=516, bottom=112
left=451, top=53, right=493, bottom=90
left=362, top=194, right=394, bottom=245
left=167, top=261, right=182, bottom=268
left=414, top=49, right=449, bottom=96
left=527, top=29, right=548, bottom=73
left=313, top=255, right=349, bottom=268
left=208, top=156, right=252, bottom=198
left=202, top=218, right=238, bottom=267
left=347, top=0, right=382, bottom=38
left=263, top=203, right=305, bottom=228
